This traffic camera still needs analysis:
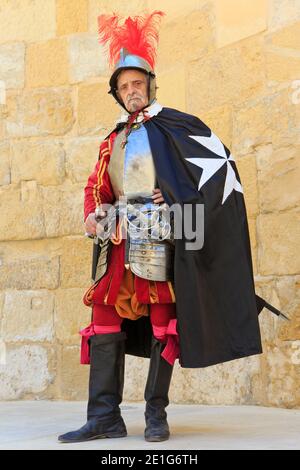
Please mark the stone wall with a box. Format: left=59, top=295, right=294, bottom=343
left=0, top=0, right=299, bottom=407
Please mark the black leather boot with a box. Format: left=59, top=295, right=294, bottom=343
left=144, top=338, right=174, bottom=442
left=58, top=332, right=127, bottom=443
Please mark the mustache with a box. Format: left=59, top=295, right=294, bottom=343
left=126, top=94, right=143, bottom=103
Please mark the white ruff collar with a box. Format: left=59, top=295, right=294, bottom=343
left=116, top=101, right=163, bottom=124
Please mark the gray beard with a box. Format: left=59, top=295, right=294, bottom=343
left=128, top=101, right=142, bottom=112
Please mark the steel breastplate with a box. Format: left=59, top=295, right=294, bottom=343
left=107, top=123, right=156, bottom=199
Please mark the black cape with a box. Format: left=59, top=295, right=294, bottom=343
left=102, top=107, right=287, bottom=368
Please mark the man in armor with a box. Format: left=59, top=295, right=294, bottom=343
left=59, top=11, right=178, bottom=444
left=58, top=11, right=287, bottom=444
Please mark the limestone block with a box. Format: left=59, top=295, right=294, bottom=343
left=88, top=0, right=147, bottom=33
left=232, top=88, right=300, bottom=155
left=11, top=140, right=65, bottom=186
left=54, top=288, right=91, bottom=344
left=58, top=346, right=89, bottom=400
left=0, top=292, right=4, bottom=319
left=0, top=0, right=56, bottom=44
left=6, top=89, right=74, bottom=138
left=267, top=21, right=300, bottom=50
left=268, top=0, right=300, bottom=32
left=275, top=276, right=300, bottom=341
left=265, top=22, right=300, bottom=82
left=169, top=355, right=261, bottom=405
left=0, top=103, right=7, bottom=139
left=267, top=89, right=300, bottom=149
left=0, top=43, right=25, bottom=89
left=156, top=67, right=186, bottom=111
left=257, top=145, right=300, bottom=213
left=235, top=155, right=259, bottom=217
left=147, top=0, right=207, bottom=22
left=215, top=0, right=267, bottom=48
left=264, top=342, right=300, bottom=407
left=0, top=81, right=6, bottom=105
left=253, top=274, right=296, bottom=348
left=0, top=292, right=4, bottom=363
left=123, top=355, right=148, bottom=401
left=56, top=0, right=88, bottom=36
left=157, top=6, right=215, bottom=70
left=0, top=344, right=52, bottom=400
left=257, top=210, right=300, bottom=276
left=200, top=105, right=233, bottom=149
left=26, top=39, right=69, bottom=88
left=0, top=141, right=10, bottom=186
left=0, top=253, right=59, bottom=290
left=69, top=34, right=108, bottom=83
left=1, top=290, right=54, bottom=342
left=290, top=341, right=300, bottom=367
left=0, top=117, right=6, bottom=140
left=0, top=81, right=6, bottom=106
left=65, top=137, right=101, bottom=183
left=0, top=182, right=45, bottom=241
left=254, top=276, right=278, bottom=343
left=187, top=36, right=265, bottom=114
left=77, top=81, right=117, bottom=135
left=248, top=217, right=258, bottom=276
left=59, top=236, right=92, bottom=288
left=232, top=102, right=270, bottom=157
left=42, top=184, right=85, bottom=237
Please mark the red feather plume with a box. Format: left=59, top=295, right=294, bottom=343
left=97, top=11, right=165, bottom=69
